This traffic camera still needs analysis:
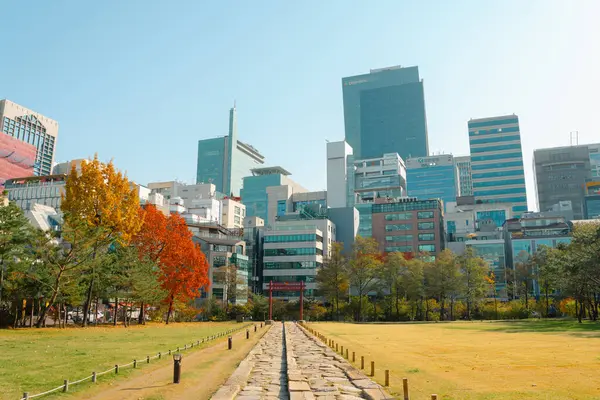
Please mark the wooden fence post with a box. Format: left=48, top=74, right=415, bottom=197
left=370, top=361, right=375, bottom=377
left=147, top=355, right=150, bottom=363
left=385, top=370, right=389, bottom=386
left=431, top=395, right=438, bottom=400
left=23, top=393, right=29, bottom=400
left=133, top=359, right=137, bottom=368
left=92, top=372, right=97, bottom=383
left=115, top=364, right=119, bottom=374
left=361, top=356, right=365, bottom=369
left=63, top=379, right=69, bottom=392
left=352, top=351, right=355, bottom=362
left=403, top=377, right=409, bottom=400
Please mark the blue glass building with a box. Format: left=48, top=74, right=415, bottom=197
left=406, top=154, right=456, bottom=211
left=342, top=66, right=429, bottom=161
left=196, top=106, right=265, bottom=196
left=468, top=115, right=527, bottom=216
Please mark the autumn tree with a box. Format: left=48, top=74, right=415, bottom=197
left=316, top=242, right=349, bottom=320
left=348, top=237, right=382, bottom=321
left=157, top=213, right=209, bottom=324
left=61, top=156, right=142, bottom=326
left=380, top=252, right=408, bottom=320
left=458, top=247, right=489, bottom=319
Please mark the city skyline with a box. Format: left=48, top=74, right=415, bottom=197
left=1, top=1, right=599, bottom=211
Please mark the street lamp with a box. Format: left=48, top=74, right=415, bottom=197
left=172, top=353, right=182, bottom=383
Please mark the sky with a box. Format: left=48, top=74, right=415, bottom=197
left=1, top=1, right=599, bottom=210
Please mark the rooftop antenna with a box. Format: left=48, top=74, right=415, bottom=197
left=570, top=131, right=579, bottom=146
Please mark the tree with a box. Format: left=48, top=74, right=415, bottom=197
left=458, top=247, right=489, bottom=320
left=60, top=156, right=142, bottom=326
left=514, top=251, right=533, bottom=308
left=380, top=252, right=408, bottom=320
left=213, top=264, right=245, bottom=310
left=402, top=257, right=425, bottom=320
left=348, top=237, right=382, bottom=321
left=316, top=242, right=349, bottom=320
left=425, top=249, right=460, bottom=321
left=157, top=213, right=209, bottom=324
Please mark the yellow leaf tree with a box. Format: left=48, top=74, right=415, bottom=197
left=61, top=155, right=142, bottom=326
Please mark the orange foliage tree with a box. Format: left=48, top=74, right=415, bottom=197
left=133, top=205, right=209, bottom=323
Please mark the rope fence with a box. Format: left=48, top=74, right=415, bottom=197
left=300, top=322, right=437, bottom=400
left=19, top=323, right=258, bottom=400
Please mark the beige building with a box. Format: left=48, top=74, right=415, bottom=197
left=221, top=198, right=245, bottom=229
left=52, top=159, right=89, bottom=175
left=0, top=99, right=59, bottom=176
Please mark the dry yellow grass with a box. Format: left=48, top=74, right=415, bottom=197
left=309, top=320, right=600, bottom=400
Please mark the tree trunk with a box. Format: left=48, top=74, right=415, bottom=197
left=37, top=274, right=62, bottom=328
left=82, top=276, right=94, bottom=327
left=524, top=281, right=529, bottom=309
left=56, top=303, right=61, bottom=328
left=138, top=302, right=145, bottom=325
left=425, top=298, right=429, bottom=321
left=113, top=297, right=118, bottom=326
left=94, top=297, right=99, bottom=326
left=13, top=300, right=19, bottom=328
left=439, top=297, right=445, bottom=321
left=545, top=285, right=549, bottom=317
left=29, top=299, right=34, bottom=328
left=395, top=290, right=400, bottom=320
left=166, top=297, right=174, bottom=324
left=357, top=294, right=362, bottom=322
left=577, top=298, right=584, bottom=323
left=466, top=299, right=471, bottom=321
left=63, top=304, right=68, bottom=327
left=450, top=297, right=454, bottom=321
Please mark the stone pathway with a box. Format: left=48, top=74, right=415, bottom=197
left=235, top=323, right=288, bottom=399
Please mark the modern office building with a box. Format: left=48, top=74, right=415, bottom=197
left=52, top=159, right=88, bottom=175
left=589, top=144, right=600, bottom=179
left=0, top=100, right=59, bottom=176
left=533, top=145, right=592, bottom=220
left=371, top=197, right=444, bottom=256
left=454, top=156, right=473, bottom=196
left=196, top=106, right=265, bottom=196
left=0, top=134, right=36, bottom=187
left=243, top=216, right=265, bottom=294
left=221, top=197, right=246, bottom=229
left=466, top=240, right=508, bottom=299
left=584, top=181, right=600, bottom=219
left=468, top=115, right=527, bottom=216
left=262, top=218, right=335, bottom=299
left=342, top=66, right=429, bottom=160
left=240, top=166, right=307, bottom=226
left=4, top=174, right=66, bottom=210
left=406, top=154, right=456, bottom=211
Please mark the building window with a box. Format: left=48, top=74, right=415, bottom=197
left=417, top=211, right=434, bottom=219
left=385, top=235, right=413, bottom=242
left=385, top=245, right=413, bottom=252
left=418, top=233, right=435, bottom=241
left=418, top=244, right=436, bottom=252
left=234, top=206, right=241, bottom=215
left=418, top=222, right=435, bottom=230
left=264, top=234, right=316, bottom=243
left=385, top=223, right=413, bottom=231
left=384, top=212, right=412, bottom=221
left=264, top=247, right=320, bottom=256
left=277, top=200, right=286, bottom=216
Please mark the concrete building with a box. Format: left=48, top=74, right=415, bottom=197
left=371, top=197, right=444, bottom=256
left=326, top=207, right=359, bottom=256
left=241, top=166, right=307, bottom=225
left=4, top=174, right=66, bottom=210
left=0, top=100, right=59, bottom=176
left=326, top=141, right=353, bottom=209
left=584, top=181, right=600, bottom=219
left=342, top=66, right=429, bottom=161
left=0, top=134, right=36, bottom=187
left=196, top=106, right=265, bottom=196
left=454, top=156, right=473, bottom=196
left=533, top=145, right=592, bottom=220
left=221, top=197, right=245, bottom=229
left=406, top=154, right=456, bottom=211
left=23, top=203, right=62, bottom=232
left=468, top=115, right=527, bottom=216
left=262, top=217, right=335, bottom=299
left=52, top=159, right=88, bottom=175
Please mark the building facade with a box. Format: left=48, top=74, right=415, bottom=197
left=466, top=240, right=507, bottom=299
left=262, top=218, right=335, bottom=299
left=5, top=174, right=66, bottom=210
left=584, top=181, right=600, bottom=219
left=196, top=106, right=265, bottom=196
left=454, top=155, right=473, bottom=196
left=0, top=100, right=59, bottom=176
left=243, top=216, right=265, bottom=294
left=326, top=141, right=353, bottom=209
left=533, top=145, right=592, bottom=220
left=342, top=66, right=429, bottom=161
left=468, top=115, right=527, bottom=216
left=371, top=198, right=444, bottom=256
left=0, top=134, right=36, bottom=187
left=406, top=154, right=456, bottom=211
left=221, top=197, right=246, bottom=229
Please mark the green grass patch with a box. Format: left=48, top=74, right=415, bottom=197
left=0, top=322, right=243, bottom=400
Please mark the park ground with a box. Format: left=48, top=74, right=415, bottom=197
left=0, top=322, right=265, bottom=400
left=309, top=320, right=600, bottom=400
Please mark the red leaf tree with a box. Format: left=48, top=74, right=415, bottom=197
left=133, top=205, right=209, bottom=324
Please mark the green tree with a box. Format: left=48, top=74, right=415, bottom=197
left=425, top=249, right=460, bottom=321
left=402, top=256, right=425, bottom=320
left=348, top=237, right=382, bottom=321
left=458, top=247, right=489, bottom=319
left=380, top=252, right=408, bottom=320
left=316, top=242, right=349, bottom=320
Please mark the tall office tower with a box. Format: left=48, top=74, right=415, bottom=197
left=326, top=141, right=353, bottom=208
left=406, top=155, right=457, bottom=211
left=0, top=99, right=59, bottom=176
left=196, top=106, right=265, bottom=196
left=468, top=115, right=527, bottom=216
left=533, top=145, right=595, bottom=220
left=342, top=66, right=429, bottom=161
left=454, top=156, right=473, bottom=196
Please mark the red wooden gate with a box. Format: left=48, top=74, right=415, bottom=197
left=268, top=281, right=305, bottom=321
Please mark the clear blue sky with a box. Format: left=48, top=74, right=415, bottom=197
left=1, top=1, right=599, bottom=210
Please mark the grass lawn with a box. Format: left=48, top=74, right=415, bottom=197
left=308, top=320, right=600, bottom=400
left=0, top=322, right=247, bottom=400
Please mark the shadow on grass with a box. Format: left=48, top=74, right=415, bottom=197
left=466, top=320, right=600, bottom=337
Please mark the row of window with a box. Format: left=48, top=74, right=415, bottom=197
left=373, top=200, right=440, bottom=214
left=264, top=234, right=318, bottom=243
left=472, top=178, right=526, bottom=188
left=471, top=161, right=524, bottom=171
left=470, top=143, right=522, bottom=154
left=472, top=152, right=523, bottom=162
left=385, top=222, right=436, bottom=231
left=386, top=235, right=413, bottom=242
left=473, top=186, right=526, bottom=197
left=264, top=248, right=322, bottom=256
left=469, top=134, right=521, bottom=145
left=384, top=212, right=411, bottom=221
left=265, top=275, right=315, bottom=283
left=264, top=261, right=322, bottom=269
left=385, top=246, right=412, bottom=252
left=472, top=169, right=524, bottom=179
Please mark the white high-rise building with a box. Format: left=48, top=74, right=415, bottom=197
left=326, top=141, right=353, bottom=208
left=454, top=156, right=473, bottom=197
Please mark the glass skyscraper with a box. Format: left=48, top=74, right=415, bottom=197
left=406, top=154, right=456, bottom=212
left=468, top=115, right=527, bottom=216
left=0, top=99, right=59, bottom=177
left=196, top=106, right=265, bottom=196
left=342, top=66, right=429, bottom=161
